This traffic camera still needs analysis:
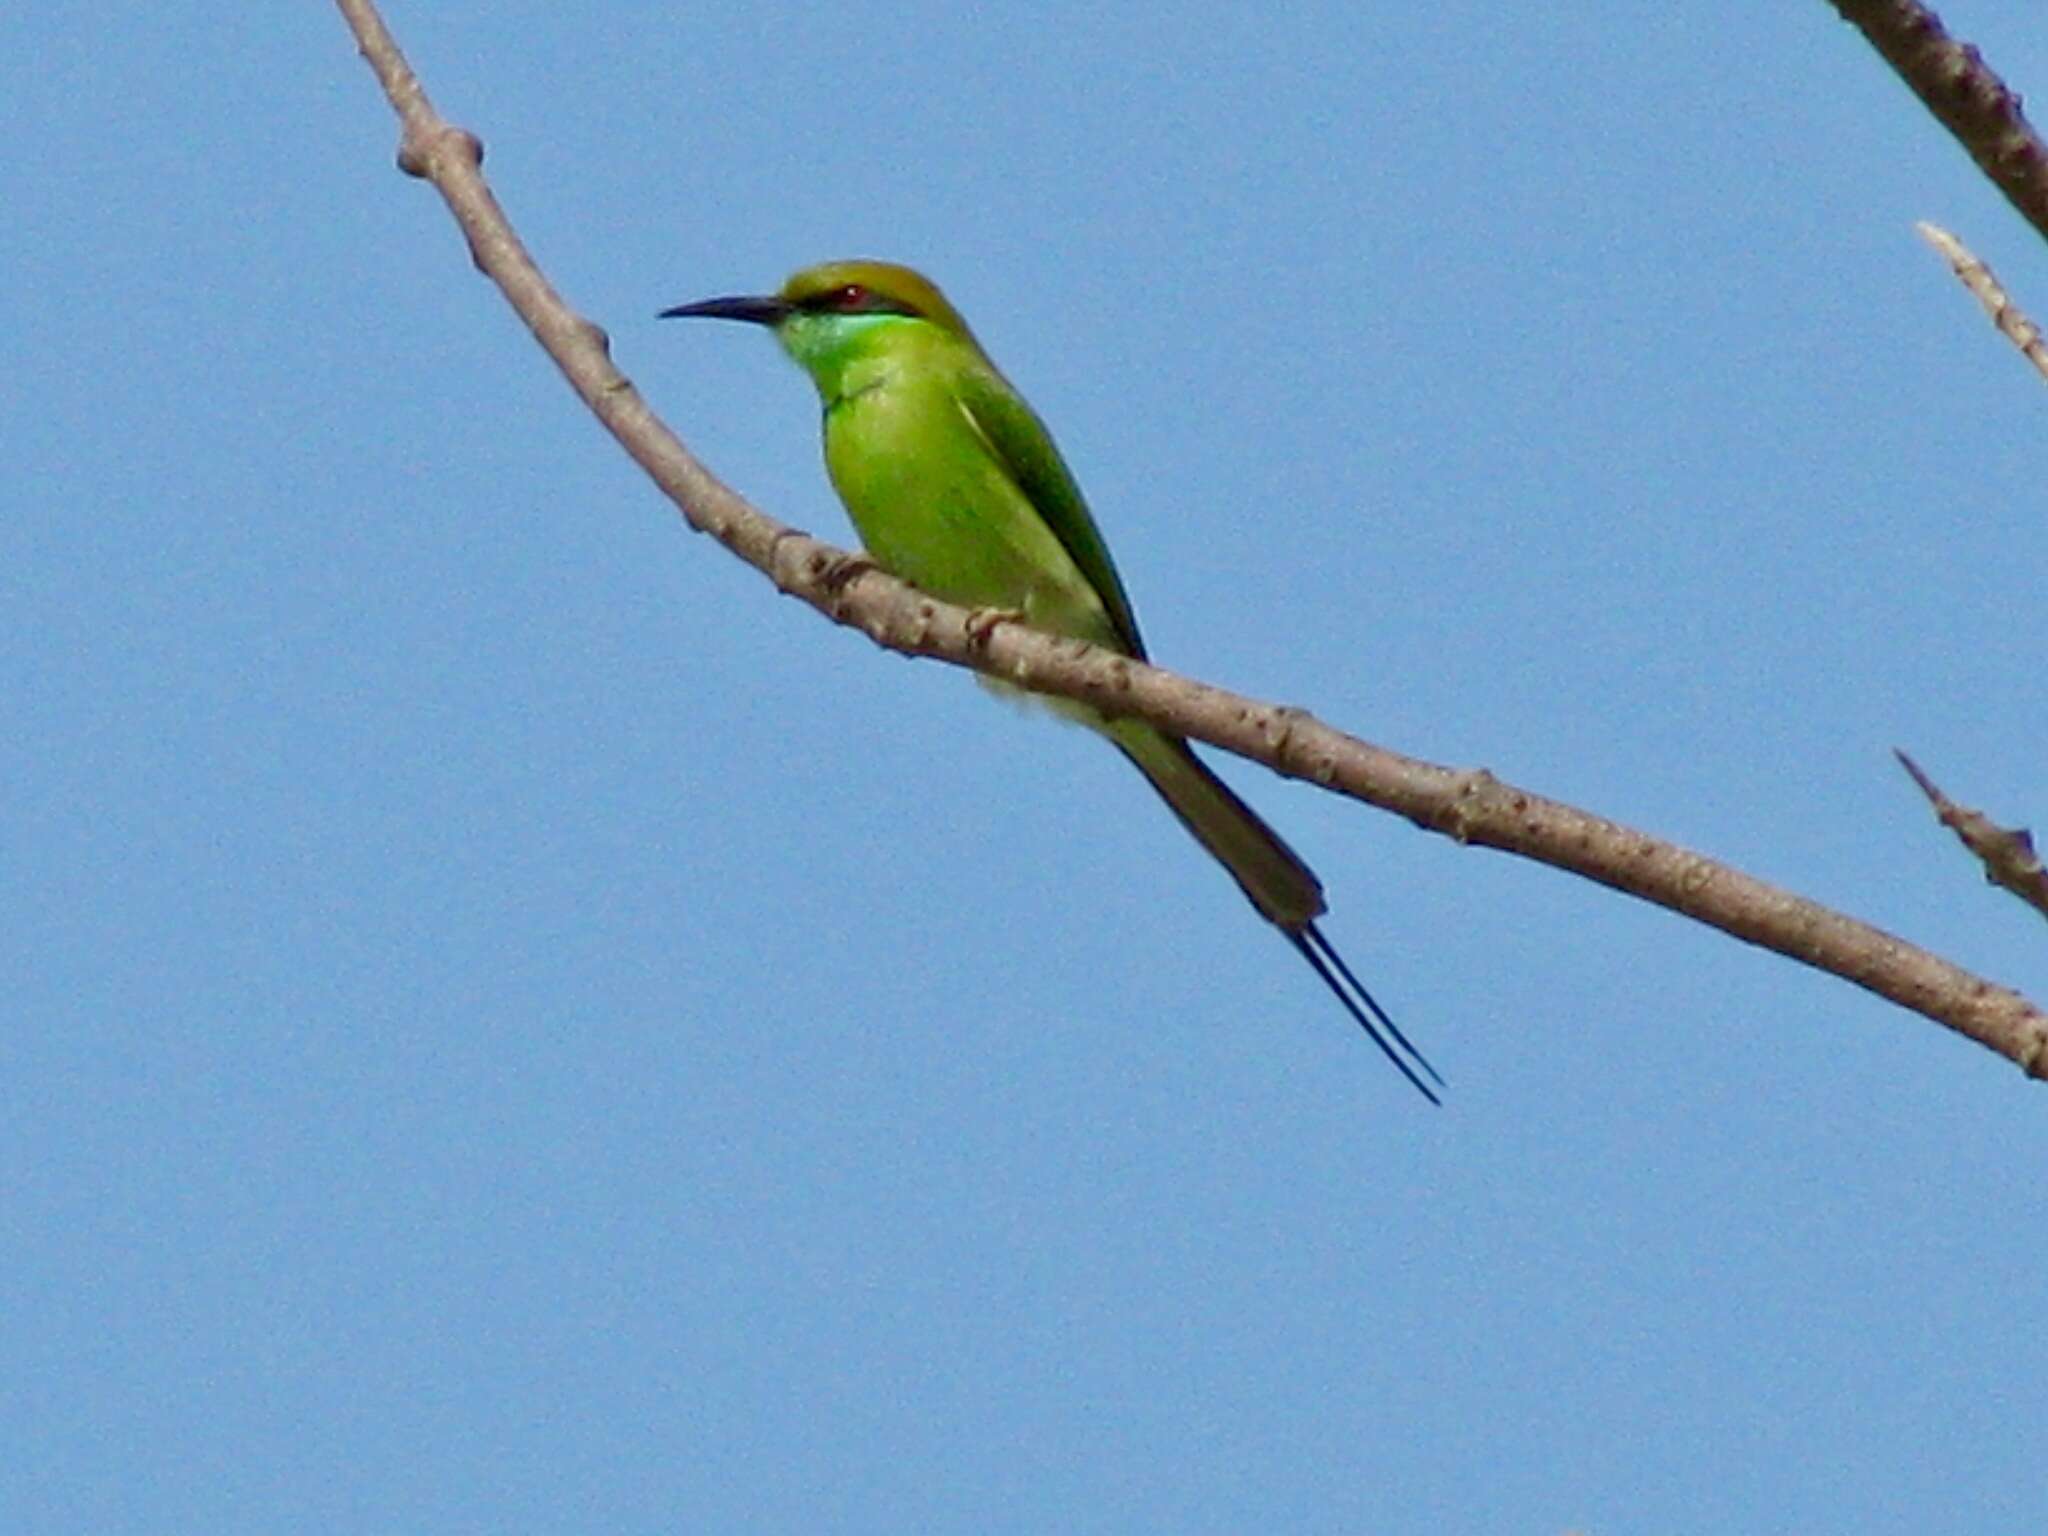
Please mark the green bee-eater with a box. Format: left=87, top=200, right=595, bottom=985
left=662, top=261, right=1441, bottom=1102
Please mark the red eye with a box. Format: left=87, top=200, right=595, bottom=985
left=834, top=284, right=870, bottom=309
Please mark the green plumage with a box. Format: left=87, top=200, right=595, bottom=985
left=662, top=261, right=1441, bottom=1101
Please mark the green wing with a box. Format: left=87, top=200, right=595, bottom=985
left=953, top=363, right=1147, bottom=659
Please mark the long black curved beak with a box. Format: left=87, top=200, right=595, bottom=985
left=657, top=294, right=790, bottom=326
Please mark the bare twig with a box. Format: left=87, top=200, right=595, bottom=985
left=1897, top=751, right=2048, bottom=925
left=333, top=0, right=2048, bottom=1083
left=1915, top=222, right=2048, bottom=380
left=1830, top=1, right=2048, bottom=246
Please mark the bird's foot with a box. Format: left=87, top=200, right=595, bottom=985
left=817, top=550, right=880, bottom=599
left=963, top=605, right=1026, bottom=650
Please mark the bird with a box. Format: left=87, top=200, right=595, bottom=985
left=661, top=261, right=1442, bottom=1102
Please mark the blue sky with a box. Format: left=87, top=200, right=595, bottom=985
left=7, top=2, right=2048, bottom=1530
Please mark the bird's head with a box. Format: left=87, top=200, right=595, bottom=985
left=661, top=260, right=983, bottom=378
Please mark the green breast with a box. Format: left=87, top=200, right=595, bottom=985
left=822, top=372, right=1125, bottom=652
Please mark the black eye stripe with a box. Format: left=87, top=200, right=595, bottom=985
left=798, top=284, right=914, bottom=317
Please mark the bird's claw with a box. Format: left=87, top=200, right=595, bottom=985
left=818, top=551, right=879, bottom=601
left=964, top=606, right=1026, bottom=649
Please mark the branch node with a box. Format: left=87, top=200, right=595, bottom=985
left=763, top=526, right=805, bottom=579
left=1440, top=768, right=1500, bottom=844
left=399, top=124, right=483, bottom=181
left=1265, top=706, right=1305, bottom=767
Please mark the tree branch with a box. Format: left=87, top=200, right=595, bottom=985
left=1828, top=0, right=2048, bottom=245
left=1914, top=220, right=2048, bottom=380
left=1897, top=752, right=2048, bottom=926
left=333, top=0, right=2048, bottom=1083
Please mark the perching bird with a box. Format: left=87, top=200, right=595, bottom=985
left=662, top=261, right=1441, bottom=1102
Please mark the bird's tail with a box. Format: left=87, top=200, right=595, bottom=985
left=1108, top=719, right=1443, bottom=1103
left=1106, top=720, right=1326, bottom=927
